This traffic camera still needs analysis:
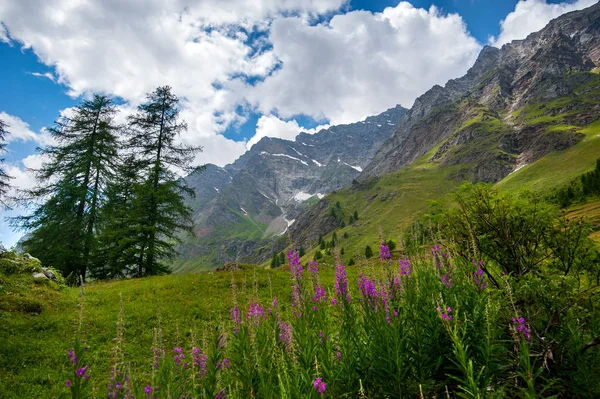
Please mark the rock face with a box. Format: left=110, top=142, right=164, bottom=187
left=361, top=3, right=600, bottom=181
left=177, top=105, right=408, bottom=270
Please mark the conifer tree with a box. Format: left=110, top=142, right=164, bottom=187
left=16, top=95, right=119, bottom=279
left=270, top=253, right=280, bottom=268
left=91, top=154, right=145, bottom=279
left=0, top=118, right=11, bottom=204
left=365, top=245, right=373, bottom=259
left=125, top=86, right=202, bottom=275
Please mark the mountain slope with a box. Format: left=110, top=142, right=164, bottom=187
left=361, top=3, right=600, bottom=182
left=174, top=105, right=407, bottom=271
left=289, top=3, right=600, bottom=258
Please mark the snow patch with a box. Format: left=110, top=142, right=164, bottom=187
left=312, top=159, right=324, bottom=167
left=343, top=162, right=363, bottom=172
left=293, top=191, right=314, bottom=202
left=377, top=124, right=382, bottom=127
left=316, top=193, right=325, bottom=199
left=213, top=187, right=219, bottom=193
left=240, top=207, right=248, bottom=216
left=260, top=151, right=308, bottom=166
left=291, top=148, right=304, bottom=157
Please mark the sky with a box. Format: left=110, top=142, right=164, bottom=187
left=0, top=0, right=597, bottom=246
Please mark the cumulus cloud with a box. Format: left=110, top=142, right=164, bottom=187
left=0, top=112, right=53, bottom=145
left=244, top=2, right=481, bottom=124
left=490, top=0, right=597, bottom=47
left=246, top=114, right=329, bottom=150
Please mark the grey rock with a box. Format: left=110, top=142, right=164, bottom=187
left=32, top=272, right=48, bottom=280
left=42, top=268, right=56, bottom=280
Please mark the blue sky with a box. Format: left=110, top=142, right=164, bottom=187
left=0, top=0, right=596, bottom=246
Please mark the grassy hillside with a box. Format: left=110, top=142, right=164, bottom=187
left=1, top=263, right=356, bottom=397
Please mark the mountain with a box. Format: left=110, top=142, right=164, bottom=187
left=174, top=105, right=408, bottom=271
left=290, top=3, right=600, bottom=250
left=361, top=3, right=600, bottom=181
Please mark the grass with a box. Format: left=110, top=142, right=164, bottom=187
left=496, top=121, right=600, bottom=195
left=0, top=262, right=372, bottom=397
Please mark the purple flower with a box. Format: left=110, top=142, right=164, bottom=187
left=272, top=296, right=278, bottom=308
left=65, top=380, right=71, bottom=387
left=473, top=260, right=487, bottom=291
left=308, top=260, right=319, bottom=274
left=313, top=377, right=327, bottom=395
left=247, top=303, right=266, bottom=323
left=312, top=285, right=326, bottom=303
left=512, top=316, right=531, bottom=342
left=288, top=250, right=303, bottom=277
left=399, top=258, right=412, bottom=276
left=278, top=322, right=293, bottom=353
left=442, top=273, right=453, bottom=288
left=144, top=385, right=153, bottom=396
left=216, top=389, right=226, bottom=399
left=335, top=263, right=350, bottom=302
left=68, top=349, right=77, bottom=365
left=331, top=297, right=337, bottom=306
left=76, top=366, right=88, bottom=377
left=173, top=347, right=185, bottom=366
left=192, top=347, right=208, bottom=377
left=438, top=306, right=453, bottom=321
left=379, top=242, right=391, bottom=261
left=216, top=358, right=231, bottom=370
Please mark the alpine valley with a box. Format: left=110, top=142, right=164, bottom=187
left=177, top=3, right=600, bottom=271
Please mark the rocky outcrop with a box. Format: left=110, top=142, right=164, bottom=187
left=361, top=3, right=600, bottom=181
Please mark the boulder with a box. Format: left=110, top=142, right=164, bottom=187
left=32, top=272, right=48, bottom=280
left=42, top=268, right=56, bottom=280
left=23, top=253, right=40, bottom=262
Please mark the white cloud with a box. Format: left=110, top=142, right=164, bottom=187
left=0, top=112, right=53, bottom=145
left=490, top=0, right=597, bottom=47
left=246, top=114, right=329, bottom=150
left=244, top=2, right=481, bottom=125
left=29, top=71, right=56, bottom=82
left=0, top=23, right=8, bottom=42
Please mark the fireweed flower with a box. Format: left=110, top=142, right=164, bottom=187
left=308, top=260, right=319, bottom=274
left=153, top=347, right=165, bottom=369
left=272, top=296, right=278, bottom=308
left=216, top=389, right=226, bottom=399
left=65, top=380, right=71, bottom=387
left=144, top=385, right=153, bottom=397
left=335, top=263, right=350, bottom=302
left=231, top=306, right=241, bottom=334
left=216, top=358, right=231, bottom=371
left=313, top=285, right=326, bottom=303
left=512, top=317, right=531, bottom=342
left=173, top=347, right=185, bottom=366
left=288, top=250, right=303, bottom=279
left=68, top=348, right=77, bottom=365
left=331, top=297, right=337, bottom=306
left=399, top=258, right=412, bottom=276
left=313, top=377, right=327, bottom=395
left=192, top=347, right=208, bottom=377
left=473, top=260, right=487, bottom=290
left=442, top=273, right=453, bottom=288
left=437, top=306, right=453, bottom=321
left=279, top=322, right=293, bottom=353
left=379, top=242, right=391, bottom=261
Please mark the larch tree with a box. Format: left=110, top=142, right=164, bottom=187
left=16, top=95, right=119, bottom=280
left=0, top=118, right=12, bottom=204
left=125, top=86, right=202, bottom=276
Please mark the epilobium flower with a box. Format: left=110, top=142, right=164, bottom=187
left=473, top=260, right=487, bottom=290
left=308, top=260, right=319, bottom=274
left=144, top=385, right=153, bottom=397
left=379, top=242, right=391, bottom=261
left=278, top=322, right=293, bottom=353
left=512, top=317, right=531, bottom=343
left=313, top=285, right=326, bottom=303
left=192, top=347, right=208, bottom=377
left=442, top=273, right=453, bottom=288
left=216, top=389, right=226, bottom=399
left=65, top=380, right=71, bottom=387
left=437, top=306, right=453, bottom=321
left=68, top=348, right=77, bottom=365
left=313, top=377, right=327, bottom=395
left=335, top=263, right=350, bottom=302
left=399, top=258, right=412, bottom=276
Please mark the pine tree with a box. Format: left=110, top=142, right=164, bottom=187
left=354, top=210, right=359, bottom=220
left=91, top=154, right=145, bottom=279
left=314, top=250, right=323, bottom=260
left=0, top=118, right=11, bottom=204
left=299, top=247, right=306, bottom=257
left=270, top=253, right=280, bottom=268
left=126, top=86, right=202, bottom=276
left=365, top=245, right=373, bottom=259
left=16, top=95, right=119, bottom=279
left=279, top=252, right=286, bottom=265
